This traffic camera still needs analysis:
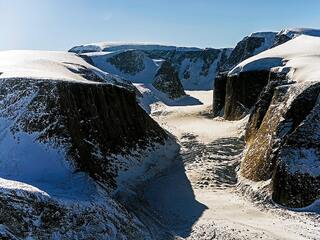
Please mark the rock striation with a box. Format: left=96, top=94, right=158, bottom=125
left=233, top=35, right=320, bottom=207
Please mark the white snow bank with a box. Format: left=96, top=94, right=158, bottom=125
left=0, top=50, right=120, bottom=84
left=279, top=27, right=320, bottom=38
left=115, top=138, right=180, bottom=193
left=0, top=115, right=99, bottom=201
left=229, top=35, right=320, bottom=83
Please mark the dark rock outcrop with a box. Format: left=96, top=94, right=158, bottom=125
left=152, top=61, right=186, bottom=99
left=212, top=35, right=292, bottom=119
left=223, top=71, right=271, bottom=120
left=219, top=32, right=276, bottom=72
left=0, top=51, right=174, bottom=239
left=273, top=33, right=292, bottom=47
left=0, top=78, right=167, bottom=189
left=271, top=83, right=320, bottom=207
left=241, top=78, right=320, bottom=207
left=212, top=33, right=279, bottom=117
left=212, top=72, right=228, bottom=116
left=107, top=50, right=146, bottom=75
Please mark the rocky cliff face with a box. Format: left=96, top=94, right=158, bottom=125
left=223, top=70, right=271, bottom=120
left=152, top=61, right=185, bottom=99
left=106, top=50, right=146, bottom=74
left=242, top=78, right=320, bottom=208
left=0, top=51, right=176, bottom=238
left=0, top=77, right=167, bottom=190
left=212, top=32, right=278, bottom=117
left=213, top=29, right=320, bottom=118
left=70, top=43, right=231, bottom=90
left=235, top=35, right=320, bottom=208
left=220, top=32, right=277, bottom=72
left=144, top=47, right=224, bottom=90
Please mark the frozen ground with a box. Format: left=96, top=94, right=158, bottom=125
left=134, top=89, right=320, bottom=240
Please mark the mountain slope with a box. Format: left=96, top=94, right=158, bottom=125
left=0, top=50, right=178, bottom=239
left=212, top=28, right=320, bottom=117
left=70, top=43, right=229, bottom=90
left=228, top=35, right=320, bottom=207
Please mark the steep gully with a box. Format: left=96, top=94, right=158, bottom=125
left=119, top=90, right=320, bottom=240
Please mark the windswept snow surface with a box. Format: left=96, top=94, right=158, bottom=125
left=134, top=89, right=320, bottom=239
left=0, top=50, right=121, bottom=84
left=279, top=27, right=320, bottom=38
left=229, top=35, right=320, bottom=83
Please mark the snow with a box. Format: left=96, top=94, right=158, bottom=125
left=0, top=50, right=120, bottom=84
left=178, top=57, right=220, bottom=90
left=135, top=83, right=202, bottom=114
left=249, top=31, right=277, bottom=55
left=132, top=90, right=320, bottom=239
left=115, top=138, right=180, bottom=194
left=85, top=50, right=159, bottom=83
left=0, top=104, right=99, bottom=201
left=70, top=42, right=202, bottom=53
left=286, top=148, right=320, bottom=177
left=0, top=177, right=49, bottom=199
left=229, top=35, right=320, bottom=84
left=71, top=43, right=225, bottom=90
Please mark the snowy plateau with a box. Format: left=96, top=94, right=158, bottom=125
left=0, top=28, right=319, bottom=240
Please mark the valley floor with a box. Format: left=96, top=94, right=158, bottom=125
left=135, top=88, right=320, bottom=240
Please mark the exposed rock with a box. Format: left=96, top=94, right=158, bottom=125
left=0, top=179, right=152, bottom=239
left=272, top=83, right=320, bottom=207
left=152, top=61, right=185, bottom=99
left=70, top=43, right=229, bottom=90
left=0, top=77, right=167, bottom=189
left=220, top=32, right=277, bottom=72
left=242, top=81, right=320, bottom=207
left=145, top=47, right=223, bottom=90
left=212, top=29, right=319, bottom=118
left=272, top=33, right=292, bottom=47
left=223, top=70, right=271, bottom=120
left=0, top=51, right=176, bottom=238
left=212, top=72, right=228, bottom=116
left=107, top=50, right=146, bottom=75
left=212, top=32, right=278, bottom=117
left=237, top=35, right=320, bottom=207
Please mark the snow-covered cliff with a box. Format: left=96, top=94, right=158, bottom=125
left=0, top=50, right=178, bottom=239
left=231, top=35, right=320, bottom=207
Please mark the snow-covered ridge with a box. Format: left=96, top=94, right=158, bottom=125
left=229, top=35, right=320, bottom=83
left=0, top=50, right=123, bottom=85
left=70, top=42, right=202, bottom=54
left=84, top=49, right=159, bottom=83
left=278, top=27, right=320, bottom=38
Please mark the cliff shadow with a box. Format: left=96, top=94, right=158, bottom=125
left=143, top=156, right=207, bottom=238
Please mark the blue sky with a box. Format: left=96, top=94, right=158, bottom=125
left=0, top=0, right=319, bottom=50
